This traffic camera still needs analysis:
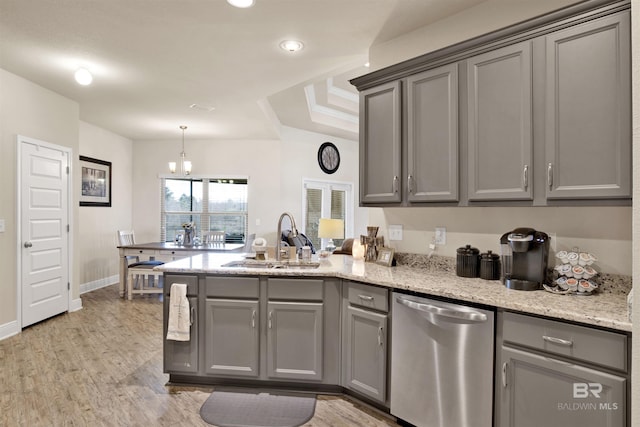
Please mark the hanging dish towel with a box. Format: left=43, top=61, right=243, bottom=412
left=166, top=283, right=191, bottom=341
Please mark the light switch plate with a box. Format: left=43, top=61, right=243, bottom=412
left=0, top=219, right=4, bottom=233
left=389, top=224, right=403, bottom=241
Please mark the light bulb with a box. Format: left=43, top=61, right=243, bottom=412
left=227, top=0, right=254, bottom=7
left=169, top=162, right=177, bottom=173
left=184, top=161, right=192, bottom=175
left=74, top=68, right=93, bottom=86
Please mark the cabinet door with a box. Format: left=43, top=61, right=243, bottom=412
left=343, top=305, right=387, bottom=403
left=267, top=301, right=323, bottom=381
left=164, top=297, right=198, bottom=374
left=545, top=12, right=631, bottom=199
left=407, top=64, right=458, bottom=202
left=204, top=299, right=259, bottom=377
left=497, top=346, right=626, bottom=427
left=359, top=81, right=402, bottom=204
left=467, top=41, right=533, bottom=201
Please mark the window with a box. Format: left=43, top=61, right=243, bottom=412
left=161, top=177, right=248, bottom=243
left=302, top=179, right=353, bottom=250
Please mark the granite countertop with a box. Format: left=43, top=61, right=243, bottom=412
left=156, top=253, right=632, bottom=332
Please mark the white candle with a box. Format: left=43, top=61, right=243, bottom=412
left=352, top=239, right=365, bottom=260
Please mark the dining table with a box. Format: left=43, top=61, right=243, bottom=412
left=117, top=241, right=245, bottom=297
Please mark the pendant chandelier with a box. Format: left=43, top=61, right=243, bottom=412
left=169, top=125, right=192, bottom=175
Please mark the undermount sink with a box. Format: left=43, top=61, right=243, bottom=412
left=222, top=260, right=321, bottom=270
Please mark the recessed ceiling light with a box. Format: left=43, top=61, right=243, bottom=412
left=227, top=0, right=255, bottom=8
left=74, top=68, right=93, bottom=85
left=189, top=103, right=215, bottom=112
left=279, top=40, right=304, bottom=52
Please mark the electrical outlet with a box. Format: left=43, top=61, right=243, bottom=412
left=389, top=224, right=403, bottom=241
left=435, top=227, right=446, bottom=245
left=548, top=232, right=557, bottom=252
left=0, top=219, right=4, bottom=233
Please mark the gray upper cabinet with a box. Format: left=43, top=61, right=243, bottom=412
left=407, top=64, right=459, bottom=202
left=359, top=81, right=402, bottom=204
left=352, top=1, right=631, bottom=207
left=545, top=11, right=631, bottom=199
left=467, top=41, right=533, bottom=201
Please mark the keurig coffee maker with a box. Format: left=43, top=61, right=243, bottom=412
left=500, top=227, right=550, bottom=290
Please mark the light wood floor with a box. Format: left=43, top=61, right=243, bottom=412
left=0, top=284, right=399, bottom=427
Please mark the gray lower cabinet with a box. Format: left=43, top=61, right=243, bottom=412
left=342, top=281, right=389, bottom=404
left=359, top=80, right=402, bottom=204
left=545, top=11, right=631, bottom=199
left=343, top=306, right=387, bottom=402
left=467, top=41, right=533, bottom=201
left=407, top=63, right=459, bottom=202
left=163, top=274, right=199, bottom=374
left=266, top=301, right=323, bottom=381
left=496, top=312, right=629, bottom=427
left=204, top=298, right=259, bottom=377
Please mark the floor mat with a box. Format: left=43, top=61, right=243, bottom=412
left=200, top=389, right=316, bottom=427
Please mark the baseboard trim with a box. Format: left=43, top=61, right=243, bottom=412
left=70, top=298, right=83, bottom=312
left=0, top=320, right=20, bottom=342
left=80, top=275, right=118, bottom=295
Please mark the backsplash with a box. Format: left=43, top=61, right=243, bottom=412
left=393, top=252, right=632, bottom=296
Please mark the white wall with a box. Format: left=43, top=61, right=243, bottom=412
left=131, top=126, right=360, bottom=246
left=78, top=121, right=134, bottom=292
left=0, top=68, right=80, bottom=329
left=369, top=0, right=582, bottom=70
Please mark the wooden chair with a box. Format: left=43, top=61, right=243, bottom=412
left=127, top=266, right=163, bottom=300
left=202, top=230, right=226, bottom=245
left=117, top=230, right=164, bottom=298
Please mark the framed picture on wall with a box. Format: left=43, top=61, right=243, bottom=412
left=79, top=155, right=111, bottom=207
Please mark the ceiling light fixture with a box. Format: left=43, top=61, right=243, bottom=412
left=74, top=68, right=93, bottom=85
left=169, top=125, right=192, bottom=175
left=227, top=0, right=255, bottom=8
left=279, top=40, right=304, bottom=52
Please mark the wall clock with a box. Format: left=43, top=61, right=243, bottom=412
left=318, top=142, right=340, bottom=174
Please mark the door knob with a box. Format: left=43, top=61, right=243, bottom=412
left=24, top=241, right=33, bottom=248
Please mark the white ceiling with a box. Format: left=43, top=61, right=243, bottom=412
left=0, top=0, right=487, bottom=141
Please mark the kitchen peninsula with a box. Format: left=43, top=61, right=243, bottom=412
left=157, top=252, right=631, bottom=426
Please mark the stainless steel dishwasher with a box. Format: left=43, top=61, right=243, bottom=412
left=391, top=293, right=495, bottom=427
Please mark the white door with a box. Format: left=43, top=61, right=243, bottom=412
left=20, top=136, right=70, bottom=327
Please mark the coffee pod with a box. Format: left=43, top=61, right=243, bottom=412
left=583, top=266, right=597, bottom=279
left=572, top=265, right=584, bottom=279
left=579, top=252, right=591, bottom=266
left=556, top=250, right=569, bottom=264
left=567, top=252, right=579, bottom=266
left=565, top=278, right=578, bottom=292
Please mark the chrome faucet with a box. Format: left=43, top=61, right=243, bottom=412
left=276, top=212, right=299, bottom=261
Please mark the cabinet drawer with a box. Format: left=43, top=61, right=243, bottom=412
left=126, top=248, right=156, bottom=256
left=347, top=282, right=389, bottom=312
left=267, top=278, right=323, bottom=301
left=502, top=312, right=627, bottom=371
left=206, top=276, right=259, bottom=299
left=164, top=274, right=199, bottom=296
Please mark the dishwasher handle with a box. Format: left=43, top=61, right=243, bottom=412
left=396, top=296, right=488, bottom=323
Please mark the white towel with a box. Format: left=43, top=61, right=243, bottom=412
left=166, top=283, right=191, bottom=341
